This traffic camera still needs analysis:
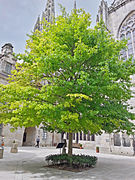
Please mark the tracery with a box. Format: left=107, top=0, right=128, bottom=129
left=119, top=12, right=135, bottom=60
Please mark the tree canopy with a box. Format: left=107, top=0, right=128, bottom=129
left=0, top=9, right=135, bottom=137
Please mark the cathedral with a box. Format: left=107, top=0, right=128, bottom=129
left=1, top=0, right=135, bottom=155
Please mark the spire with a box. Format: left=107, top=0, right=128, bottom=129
left=34, top=15, right=40, bottom=31
left=74, top=0, right=77, bottom=9
left=112, top=0, right=118, bottom=4
left=42, top=0, right=55, bottom=23
left=97, top=0, right=108, bottom=26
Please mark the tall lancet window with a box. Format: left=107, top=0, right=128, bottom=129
left=119, top=12, right=135, bottom=61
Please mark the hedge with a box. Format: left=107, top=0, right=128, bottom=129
left=46, top=154, right=97, bottom=168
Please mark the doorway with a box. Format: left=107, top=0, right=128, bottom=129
left=22, top=127, right=36, bottom=146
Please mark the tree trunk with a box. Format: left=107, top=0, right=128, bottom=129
left=52, top=132, right=54, bottom=146
left=68, top=133, right=73, bottom=155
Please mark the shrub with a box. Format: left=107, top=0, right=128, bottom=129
left=46, top=154, right=97, bottom=168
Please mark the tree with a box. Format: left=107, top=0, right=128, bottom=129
left=0, top=9, right=135, bottom=155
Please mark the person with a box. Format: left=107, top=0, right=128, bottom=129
left=35, top=136, right=40, bottom=148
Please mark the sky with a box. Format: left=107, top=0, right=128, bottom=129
left=0, top=0, right=113, bottom=53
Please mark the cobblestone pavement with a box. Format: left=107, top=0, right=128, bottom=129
left=0, top=147, right=135, bottom=180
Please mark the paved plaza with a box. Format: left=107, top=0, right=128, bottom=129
left=0, top=147, right=135, bottom=180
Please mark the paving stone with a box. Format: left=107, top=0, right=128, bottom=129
left=0, top=147, right=135, bottom=180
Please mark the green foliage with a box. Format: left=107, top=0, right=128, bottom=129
left=0, top=8, right=135, bottom=136
left=79, top=143, right=83, bottom=147
left=46, top=154, right=97, bottom=168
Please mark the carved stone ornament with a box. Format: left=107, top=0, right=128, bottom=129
left=119, top=12, right=135, bottom=60
left=109, top=0, right=135, bottom=14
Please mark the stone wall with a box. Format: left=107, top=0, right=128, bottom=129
left=3, top=125, right=24, bottom=147
left=108, top=1, right=135, bottom=38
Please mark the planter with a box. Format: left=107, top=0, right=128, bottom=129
left=79, top=143, right=83, bottom=149
left=96, top=146, right=99, bottom=153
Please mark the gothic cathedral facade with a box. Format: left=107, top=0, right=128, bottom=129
left=1, top=0, right=135, bottom=155
left=94, top=0, right=135, bottom=155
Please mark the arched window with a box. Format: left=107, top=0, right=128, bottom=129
left=119, top=12, right=135, bottom=60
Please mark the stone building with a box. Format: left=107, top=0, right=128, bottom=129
left=34, top=0, right=55, bottom=31
left=32, top=0, right=135, bottom=155
left=72, top=0, right=135, bottom=155
left=93, top=0, right=135, bottom=155
left=0, top=43, right=60, bottom=147
left=67, top=0, right=135, bottom=156
left=0, top=1, right=61, bottom=148
left=1, top=0, right=135, bottom=155
left=0, top=43, right=24, bottom=146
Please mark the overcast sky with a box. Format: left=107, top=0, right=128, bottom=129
left=0, top=0, right=113, bottom=53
